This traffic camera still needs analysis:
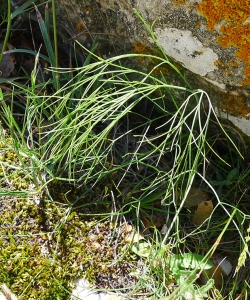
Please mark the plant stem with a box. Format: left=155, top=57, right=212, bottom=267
left=51, top=0, right=59, bottom=90
left=0, top=0, right=11, bottom=65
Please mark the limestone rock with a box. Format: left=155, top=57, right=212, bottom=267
left=12, top=0, right=250, bottom=135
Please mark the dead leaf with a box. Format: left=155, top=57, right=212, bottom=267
left=141, top=214, right=165, bottom=229
left=183, top=188, right=209, bottom=207
left=121, top=221, right=144, bottom=243
left=0, top=44, right=15, bottom=78
left=154, top=216, right=165, bottom=228
left=121, top=222, right=133, bottom=234
left=141, top=216, right=153, bottom=229
left=193, top=200, right=213, bottom=225
left=124, top=230, right=144, bottom=243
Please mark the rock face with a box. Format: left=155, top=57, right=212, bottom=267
left=13, top=0, right=250, bottom=134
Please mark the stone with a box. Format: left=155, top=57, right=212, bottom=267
left=11, top=0, right=250, bottom=135
left=0, top=284, right=17, bottom=300
left=71, top=278, right=124, bottom=300
left=0, top=293, right=6, bottom=300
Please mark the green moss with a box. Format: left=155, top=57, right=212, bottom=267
left=0, top=195, right=140, bottom=299
left=0, top=128, right=139, bottom=298
left=0, top=130, right=32, bottom=190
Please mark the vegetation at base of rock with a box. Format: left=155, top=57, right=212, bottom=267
left=0, top=1, right=250, bottom=300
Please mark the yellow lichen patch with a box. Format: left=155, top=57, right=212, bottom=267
left=214, top=60, right=227, bottom=68
left=196, top=0, right=250, bottom=85
left=226, top=70, right=232, bottom=75
left=220, top=94, right=250, bottom=118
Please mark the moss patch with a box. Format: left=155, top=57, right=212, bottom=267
left=0, top=126, right=143, bottom=299
left=0, top=138, right=33, bottom=191
left=0, top=197, right=142, bottom=299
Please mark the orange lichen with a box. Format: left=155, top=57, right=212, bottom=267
left=75, top=22, right=84, bottom=32
left=152, top=66, right=169, bottom=76
left=174, top=0, right=186, bottom=4
left=134, top=44, right=150, bottom=60
left=229, top=60, right=239, bottom=67
left=214, top=60, right=232, bottom=74
left=196, top=0, right=250, bottom=85
left=133, top=43, right=170, bottom=75
left=220, top=94, right=250, bottom=118
left=133, top=43, right=151, bottom=55
left=213, top=60, right=219, bottom=67
left=195, top=20, right=202, bottom=30
left=226, top=70, right=232, bottom=75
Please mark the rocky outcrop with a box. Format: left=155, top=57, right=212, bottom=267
left=13, top=0, right=250, bottom=134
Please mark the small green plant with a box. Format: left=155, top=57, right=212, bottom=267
left=209, top=167, right=238, bottom=195
left=168, top=253, right=214, bottom=300
left=0, top=0, right=42, bottom=65
left=131, top=240, right=215, bottom=299
left=0, top=0, right=8, bottom=26
left=0, top=0, right=11, bottom=65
